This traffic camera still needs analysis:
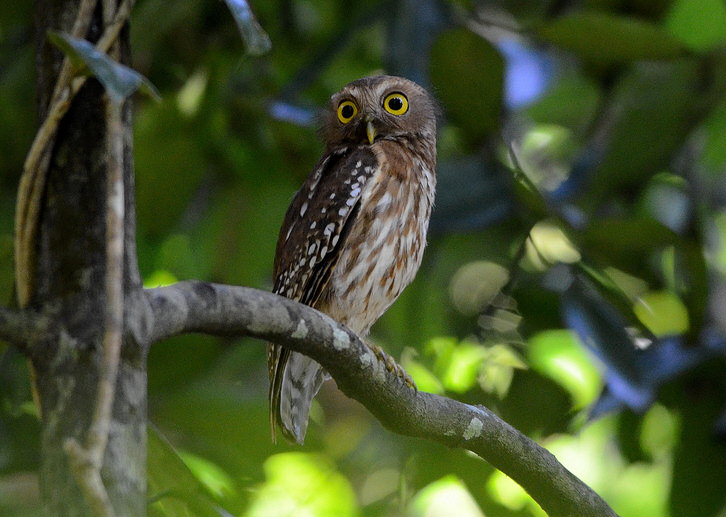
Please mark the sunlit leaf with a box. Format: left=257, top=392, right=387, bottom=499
left=537, top=12, right=685, bottom=62
left=528, top=329, right=602, bottom=409
left=246, top=453, right=358, bottom=517
left=143, top=269, right=178, bottom=289
left=477, top=344, right=526, bottom=398
left=486, top=471, right=532, bottom=512
left=633, top=291, right=689, bottom=337
left=528, top=220, right=581, bottom=266
left=430, top=28, right=504, bottom=145
left=401, top=350, right=444, bottom=395
left=178, top=451, right=236, bottom=499
left=441, top=341, right=487, bottom=394
left=177, top=69, right=208, bottom=117
left=518, top=124, right=579, bottom=192
left=545, top=417, right=670, bottom=516
left=449, top=261, right=509, bottom=316
left=640, top=404, right=680, bottom=460
left=408, top=475, right=484, bottom=517
left=47, top=32, right=159, bottom=104
left=426, top=336, right=458, bottom=375
left=359, top=468, right=399, bottom=507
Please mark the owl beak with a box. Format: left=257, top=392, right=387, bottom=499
left=366, top=120, right=377, bottom=145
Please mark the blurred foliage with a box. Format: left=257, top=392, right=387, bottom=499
left=2, top=0, right=726, bottom=516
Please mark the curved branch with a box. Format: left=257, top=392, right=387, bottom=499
left=144, top=281, right=619, bottom=517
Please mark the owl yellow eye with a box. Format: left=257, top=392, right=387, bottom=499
left=337, top=101, right=358, bottom=123
left=384, top=92, right=408, bottom=115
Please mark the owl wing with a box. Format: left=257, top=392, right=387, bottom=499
left=268, top=145, right=378, bottom=443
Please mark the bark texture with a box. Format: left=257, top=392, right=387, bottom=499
left=29, top=1, right=147, bottom=515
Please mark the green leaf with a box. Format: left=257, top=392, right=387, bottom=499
left=224, top=0, right=271, bottom=55
left=633, top=290, right=689, bottom=337
left=247, top=453, right=358, bottom=516
left=581, top=217, right=678, bottom=253
left=178, top=451, right=236, bottom=500
left=48, top=31, right=159, bottom=104
left=528, top=329, right=602, bottom=408
left=537, top=12, right=685, bottom=62
left=477, top=344, right=526, bottom=398
left=664, top=0, right=726, bottom=51
left=430, top=28, right=504, bottom=146
left=401, top=348, right=444, bottom=395
left=409, top=475, right=484, bottom=517
left=442, top=341, right=487, bottom=393
left=147, top=424, right=229, bottom=517
left=585, top=62, right=705, bottom=195
left=526, top=73, right=601, bottom=131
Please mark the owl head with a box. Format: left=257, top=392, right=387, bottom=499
left=320, top=75, right=437, bottom=149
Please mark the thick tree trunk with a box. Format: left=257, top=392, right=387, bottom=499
left=31, top=1, right=147, bottom=515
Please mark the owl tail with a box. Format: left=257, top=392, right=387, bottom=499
left=276, top=351, right=329, bottom=444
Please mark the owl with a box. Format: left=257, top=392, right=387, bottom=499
left=268, top=75, right=437, bottom=444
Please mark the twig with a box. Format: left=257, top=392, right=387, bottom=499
left=92, top=96, right=126, bottom=472
left=64, top=438, right=115, bottom=517
left=49, top=0, right=98, bottom=107
left=144, top=282, right=620, bottom=517
left=14, top=0, right=134, bottom=308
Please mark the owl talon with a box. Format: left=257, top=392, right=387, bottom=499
left=370, top=344, right=417, bottom=391
left=371, top=344, right=387, bottom=364
left=386, top=355, right=397, bottom=374
left=404, top=371, right=418, bottom=391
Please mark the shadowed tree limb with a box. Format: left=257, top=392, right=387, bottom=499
left=144, top=281, right=620, bottom=517
left=0, top=305, right=46, bottom=353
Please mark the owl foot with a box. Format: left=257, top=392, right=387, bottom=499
left=370, top=344, right=418, bottom=391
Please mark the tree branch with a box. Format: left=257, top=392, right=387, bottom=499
left=144, top=281, right=619, bottom=517
left=0, top=305, right=42, bottom=353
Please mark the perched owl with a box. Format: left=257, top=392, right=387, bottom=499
left=268, top=75, right=438, bottom=444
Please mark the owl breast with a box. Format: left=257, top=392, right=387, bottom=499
left=318, top=139, right=436, bottom=335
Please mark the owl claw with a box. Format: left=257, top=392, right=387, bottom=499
left=370, top=344, right=417, bottom=391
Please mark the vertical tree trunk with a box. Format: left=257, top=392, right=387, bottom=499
left=31, top=0, right=147, bottom=515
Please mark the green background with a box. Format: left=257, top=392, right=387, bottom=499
left=2, top=0, right=726, bottom=515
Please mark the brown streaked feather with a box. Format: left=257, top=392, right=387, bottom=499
left=268, top=146, right=378, bottom=442
left=268, top=75, right=438, bottom=444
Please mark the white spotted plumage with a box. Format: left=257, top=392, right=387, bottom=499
left=268, top=75, right=437, bottom=444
